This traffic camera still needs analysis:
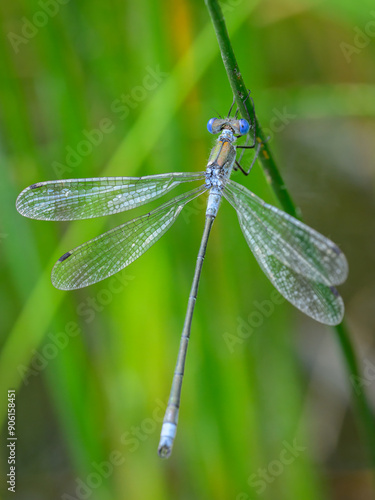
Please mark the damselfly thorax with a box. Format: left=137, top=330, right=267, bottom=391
left=205, top=118, right=248, bottom=217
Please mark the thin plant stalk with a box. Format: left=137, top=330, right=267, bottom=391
left=205, top=0, right=375, bottom=470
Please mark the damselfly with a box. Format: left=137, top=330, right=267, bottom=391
left=16, top=106, right=348, bottom=458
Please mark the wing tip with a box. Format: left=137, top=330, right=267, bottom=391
left=51, top=252, right=74, bottom=290
left=318, top=287, right=345, bottom=326
left=52, top=252, right=89, bottom=290
left=16, top=183, right=44, bottom=218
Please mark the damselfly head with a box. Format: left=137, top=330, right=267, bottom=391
left=207, top=117, right=250, bottom=136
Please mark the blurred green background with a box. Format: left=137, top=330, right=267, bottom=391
left=1, top=0, right=375, bottom=498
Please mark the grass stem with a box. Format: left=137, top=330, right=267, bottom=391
left=205, top=0, right=375, bottom=472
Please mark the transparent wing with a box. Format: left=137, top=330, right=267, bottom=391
left=224, top=180, right=348, bottom=325
left=52, top=186, right=207, bottom=290
left=16, top=172, right=205, bottom=221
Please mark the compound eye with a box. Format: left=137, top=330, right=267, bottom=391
left=239, top=119, right=250, bottom=135
left=207, top=118, right=217, bottom=134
